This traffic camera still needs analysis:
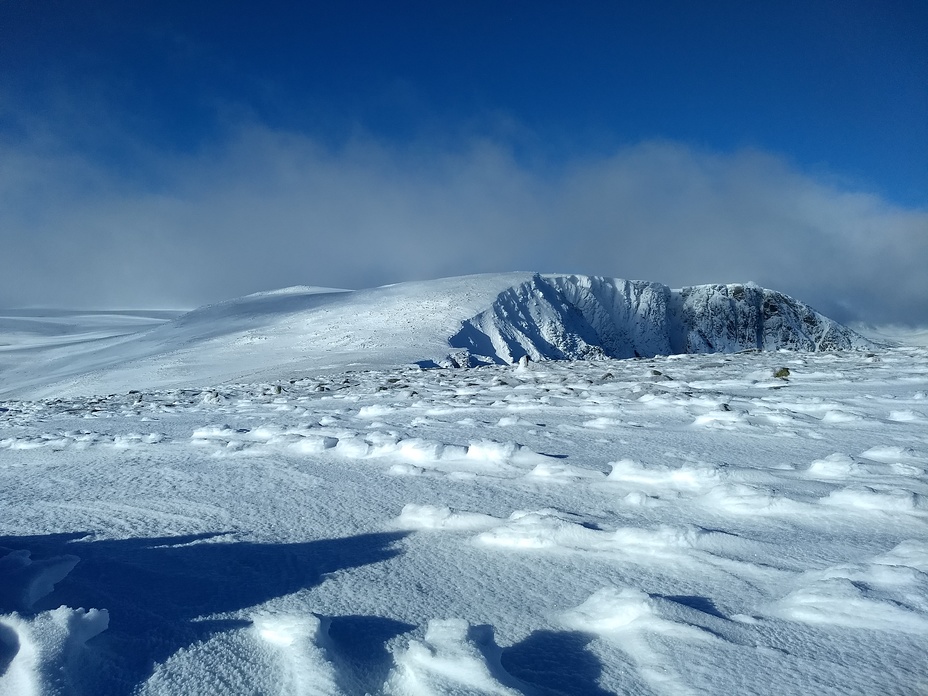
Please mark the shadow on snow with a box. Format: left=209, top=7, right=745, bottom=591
left=0, top=530, right=406, bottom=694
left=500, top=628, right=617, bottom=696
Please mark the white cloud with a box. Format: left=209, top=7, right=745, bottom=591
left=1, top=126, right=926, bottom=323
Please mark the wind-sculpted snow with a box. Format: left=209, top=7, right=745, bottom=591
left=2, top=346, right=927, bottom=694
left=450, top=274, right=872, bottom=365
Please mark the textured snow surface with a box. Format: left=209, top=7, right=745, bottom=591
left=2, top=341, right=927, bottom=695
left=0, top=274, right=871, bottom=400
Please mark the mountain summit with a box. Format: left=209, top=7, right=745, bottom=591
left=0, top=273, right=872, bottom=398
left=448, top=274, right=870, bottom=366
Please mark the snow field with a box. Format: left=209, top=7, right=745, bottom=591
left=0, top=273, right=876, bottom=401
left=1, top=347, right=927, bottom=694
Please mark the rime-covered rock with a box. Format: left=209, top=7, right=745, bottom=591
left=1, top=272, right=876, bottom=398
left=450, top=274, right=872, bottom=364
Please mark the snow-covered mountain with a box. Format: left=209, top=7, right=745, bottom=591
left=0, top=273, right=872, bottom=398
left=450, top=274, right=870, bottom=365
left=2, top=277, right=926, bottom=696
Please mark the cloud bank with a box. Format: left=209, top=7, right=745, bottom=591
left=1, top=126, right=926, bottom=324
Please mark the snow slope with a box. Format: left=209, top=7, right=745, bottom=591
left=1, top=346, right=927, bottom=695
left=0, top=274, right=871, bottom=400
left=0, top=278, right=923, bottom=695
left=850, top=322, right=928, bottom=348
left=0, top=276, right=538, bottom=399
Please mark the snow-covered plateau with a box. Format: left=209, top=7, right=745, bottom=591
left=1, top=274, right=926, bottom=695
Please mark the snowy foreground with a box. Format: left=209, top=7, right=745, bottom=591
left=2, top=345, right=928, bottom=695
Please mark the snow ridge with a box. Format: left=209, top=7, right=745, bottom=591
left=0, top=272, right=875, bottom=399
left=449, top=274, right=871, bottom=364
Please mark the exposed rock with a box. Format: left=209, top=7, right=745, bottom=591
left=449, top=274, right=872, bottom=364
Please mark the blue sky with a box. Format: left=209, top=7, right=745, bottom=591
left=1, top=1, right=926, bottom=321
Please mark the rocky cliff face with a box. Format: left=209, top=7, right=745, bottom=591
left=449, top=274, right=872, bottom=364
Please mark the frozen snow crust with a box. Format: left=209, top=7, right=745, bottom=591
left=0, top=273, right=872, bottom=400
left=2, top=344, right=928, bottom=695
